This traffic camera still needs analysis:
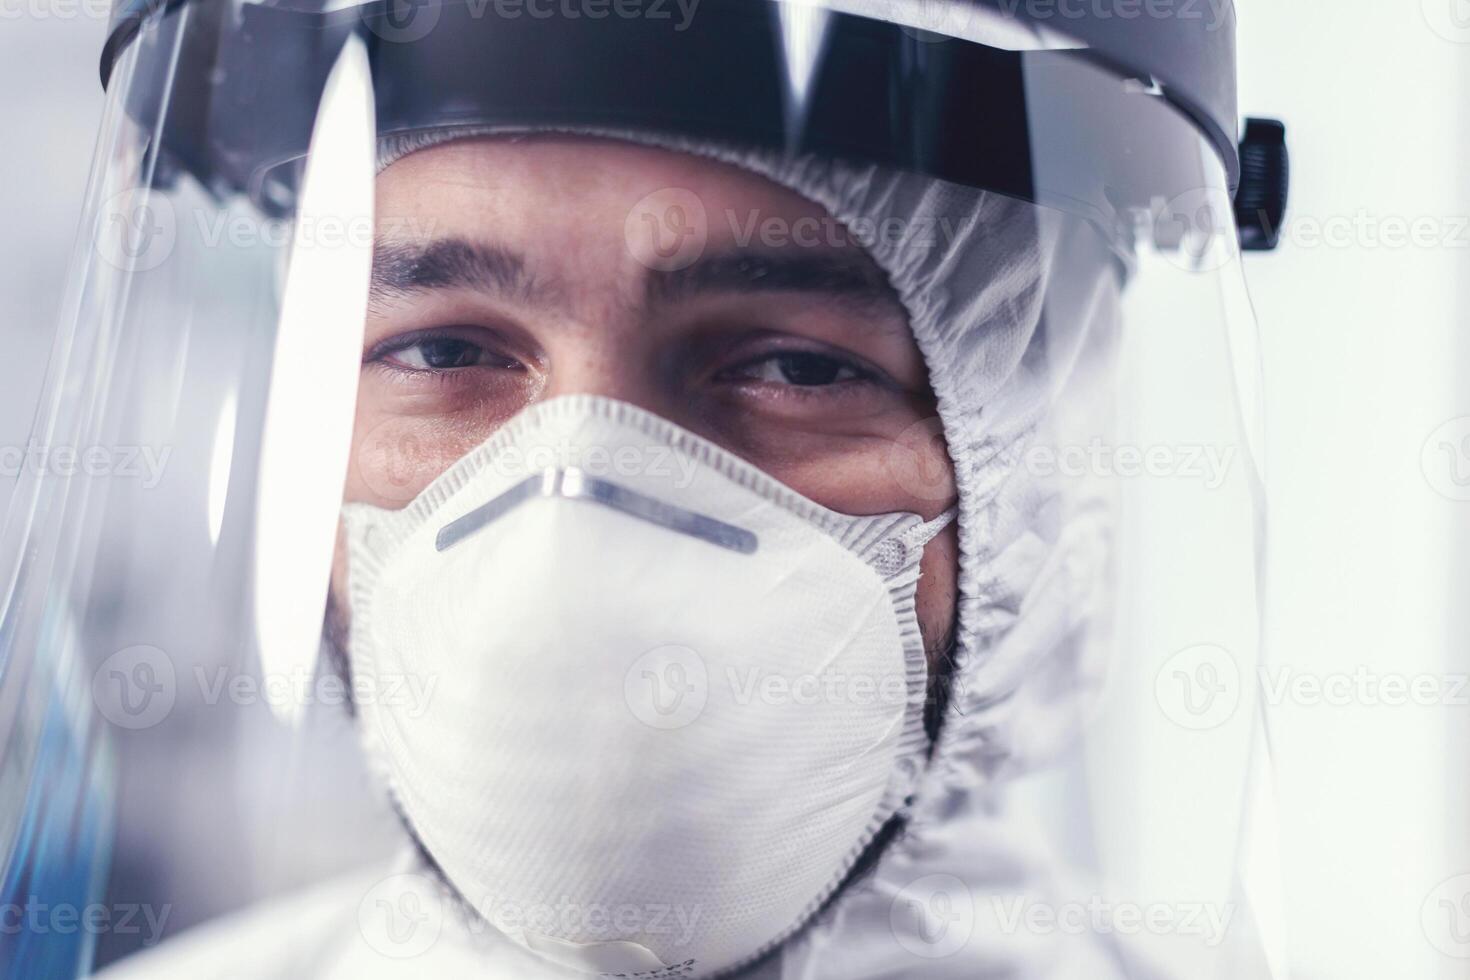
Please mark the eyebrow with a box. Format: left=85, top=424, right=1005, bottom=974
left=370, top=237, right=553, bottom=306
left=369, top=237, right=902, bottom=314
left=647, top=250, right=900, bottom=311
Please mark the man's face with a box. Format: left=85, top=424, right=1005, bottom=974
left=332, top=136, right=958, bottom=659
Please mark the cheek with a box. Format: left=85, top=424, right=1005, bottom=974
left=345, top=410, right=496, bottom=507
left=879, top=415, right=957, bottom=517
left=746, top=424, right=959, bottom=659
left=737, top=419, right=957, bottom=521
left=916, top=524, right=960, bottom=667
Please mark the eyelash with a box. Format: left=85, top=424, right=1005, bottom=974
left=366, top=330, right=882, bottom=393
left=367, top=331, right=523, bottom=374
left=717, top=350, right=877, bottom=389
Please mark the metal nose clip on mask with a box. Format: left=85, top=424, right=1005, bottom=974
left=342, top=395, right=954, bottom=978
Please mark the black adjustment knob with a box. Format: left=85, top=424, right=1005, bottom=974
left=1234, top=118, right=1290, bottom=251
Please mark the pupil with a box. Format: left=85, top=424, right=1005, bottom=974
left=420, top=339, right=477, bottom=369
left=777, top=352, right=840, bottom=386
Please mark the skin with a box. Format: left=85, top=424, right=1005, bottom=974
left=328, top=135, right=959, bottom=672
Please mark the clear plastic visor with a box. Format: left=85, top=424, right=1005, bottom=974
left=2, top=3, right=1272, bottom=977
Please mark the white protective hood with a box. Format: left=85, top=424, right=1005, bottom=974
left=705, top=142, right=1142, bottom=980
left=372, top=129, right=1138, bottom=978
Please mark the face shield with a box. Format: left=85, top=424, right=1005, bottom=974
left=3, top=1, right=1278, bottom=976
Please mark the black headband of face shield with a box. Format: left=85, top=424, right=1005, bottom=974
left=116, top=0, right=1223, bottom=249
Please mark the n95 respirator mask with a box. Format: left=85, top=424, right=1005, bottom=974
left=341, top=395, right=952, bottom=978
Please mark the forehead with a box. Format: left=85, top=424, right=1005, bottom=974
left=374, top=135, right=853, bottom=253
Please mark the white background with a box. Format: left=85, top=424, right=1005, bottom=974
left=0, top=2, right=1467, bottom=977
left=1238, top=3, right=1470, bottom=978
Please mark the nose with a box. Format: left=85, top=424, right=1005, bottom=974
left=536, top=328, right=681, bottom=422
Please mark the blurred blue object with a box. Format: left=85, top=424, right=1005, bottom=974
left=0, top=604, right=114, bottom=979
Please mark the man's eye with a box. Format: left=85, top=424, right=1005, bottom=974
left=386, top=338, right=500, bottom=371
left=736, top=351, right=865, bottom=387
